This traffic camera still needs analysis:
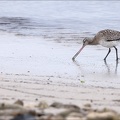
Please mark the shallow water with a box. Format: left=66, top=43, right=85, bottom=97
left=0, top=1, right=120, bottom=89
left=0, top=1, right=120, bottom=43
left=0, top=32, right=120, bottom=89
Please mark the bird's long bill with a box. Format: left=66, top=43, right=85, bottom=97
left=72, top=44, right=86, bottom=60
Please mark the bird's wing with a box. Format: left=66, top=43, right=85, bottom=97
left=106, top=38, right=120, bottom=41
left=100, top=29, right=120, bottom=42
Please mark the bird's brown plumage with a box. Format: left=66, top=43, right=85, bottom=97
left=72, top=29, right=120, bottom=61
left=93, top=29, right=120, bottom=44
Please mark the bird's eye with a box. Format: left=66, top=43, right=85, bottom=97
left=83, top=39, right=86, bottom=43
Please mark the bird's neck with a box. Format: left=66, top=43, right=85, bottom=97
left=88, top=37, right=99, bottom=45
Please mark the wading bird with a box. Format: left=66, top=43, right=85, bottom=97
left=72, top=29, right=120, bottom=61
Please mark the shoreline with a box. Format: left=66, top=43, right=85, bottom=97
left=1, top=73, right=120, bottom=112
left=0, top=31, right=120, bottom=119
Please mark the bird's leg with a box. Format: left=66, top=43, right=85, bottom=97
left=113, top=46, right=119, bottom=61
left=115, top=60, right=118, bottom=74
left=104, top=60, right=110, bottom=73
left=104, top=48, right=111, bottom=61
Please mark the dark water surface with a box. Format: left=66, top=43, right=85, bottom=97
left=0, top=1, right=120, bottom=43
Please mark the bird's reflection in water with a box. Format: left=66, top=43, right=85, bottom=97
left=72, top=59, right=119, bottom=75
left=104, top=60, right=119, bottom=74
left=72, top=59, right=80, bottom=67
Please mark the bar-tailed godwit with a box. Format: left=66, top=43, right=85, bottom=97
left=72, top=29, right=120, bottom=61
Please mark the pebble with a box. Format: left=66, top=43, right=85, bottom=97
left=50, top=115, right=64, bottom=120
left=50, top=102, right=80, bottom=111
left=11, top=114, right=36, bottom=120
left=0, top=103, right=24, bottom=110
left=39, top=114, right=53, bottom=120
left=0, top=101, right=120, bottom=120
left=14, top=100, right=24, bottom=106
left=87, top=112, right=118, bottom=120
left=84, top=103, right=91, bottom=108
left=66, top=112, right=83, bottom=120
left=50, top=102, right=64, bottom=108
left=37, top=101, right=49, bottom=109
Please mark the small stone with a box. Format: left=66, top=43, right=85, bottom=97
left=35, top=98, right=38, bottom=101
left=38, top=101, right=49, bottom=109
left=80, top=80, right=85, bottom=83
left=66, top=116, right=82, bottom=120
left=58, top=110, right=73, bottom=118
left=50, top=102, right=80, bottom=111
left=50, top=102, right=64, bottom=108
left=102, top=108, right=116, bottom=113
left=87, top=112, right=117, bottom=120
left=64, top=104, right=80, bottom=111
left=82, top=107, right=92, bottom=113
left=0, top=103, right=23, bottom=110
left=11, top=114, right=36, bottom=120
left=14, top=100, right=24, bottom=106
left=84, top=103, right=91, bottom=108
left=66, top=112, right=83, bottom=120
left=39, top=114, right=53, bottom=120
left=90, top=100, right=93, bottom=103
left=50, top=115, right=64, bottom=120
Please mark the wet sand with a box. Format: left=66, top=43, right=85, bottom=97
left=0, top=31, right=120, bottom=113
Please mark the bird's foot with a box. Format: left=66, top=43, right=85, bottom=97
left=103, top=58, right=107, bottom=61
left=116, top=58, right=120, bottom=61
left=72, top=57, right=75, bottom=61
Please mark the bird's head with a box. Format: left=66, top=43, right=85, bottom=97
left=83, top=37, right=92, bottom=46
left=72, top=37, right=92, bottom=61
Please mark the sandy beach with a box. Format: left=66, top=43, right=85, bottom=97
left=0, top=1, right=120, bottom=119
left=0, top=31, right=120, bottom=115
